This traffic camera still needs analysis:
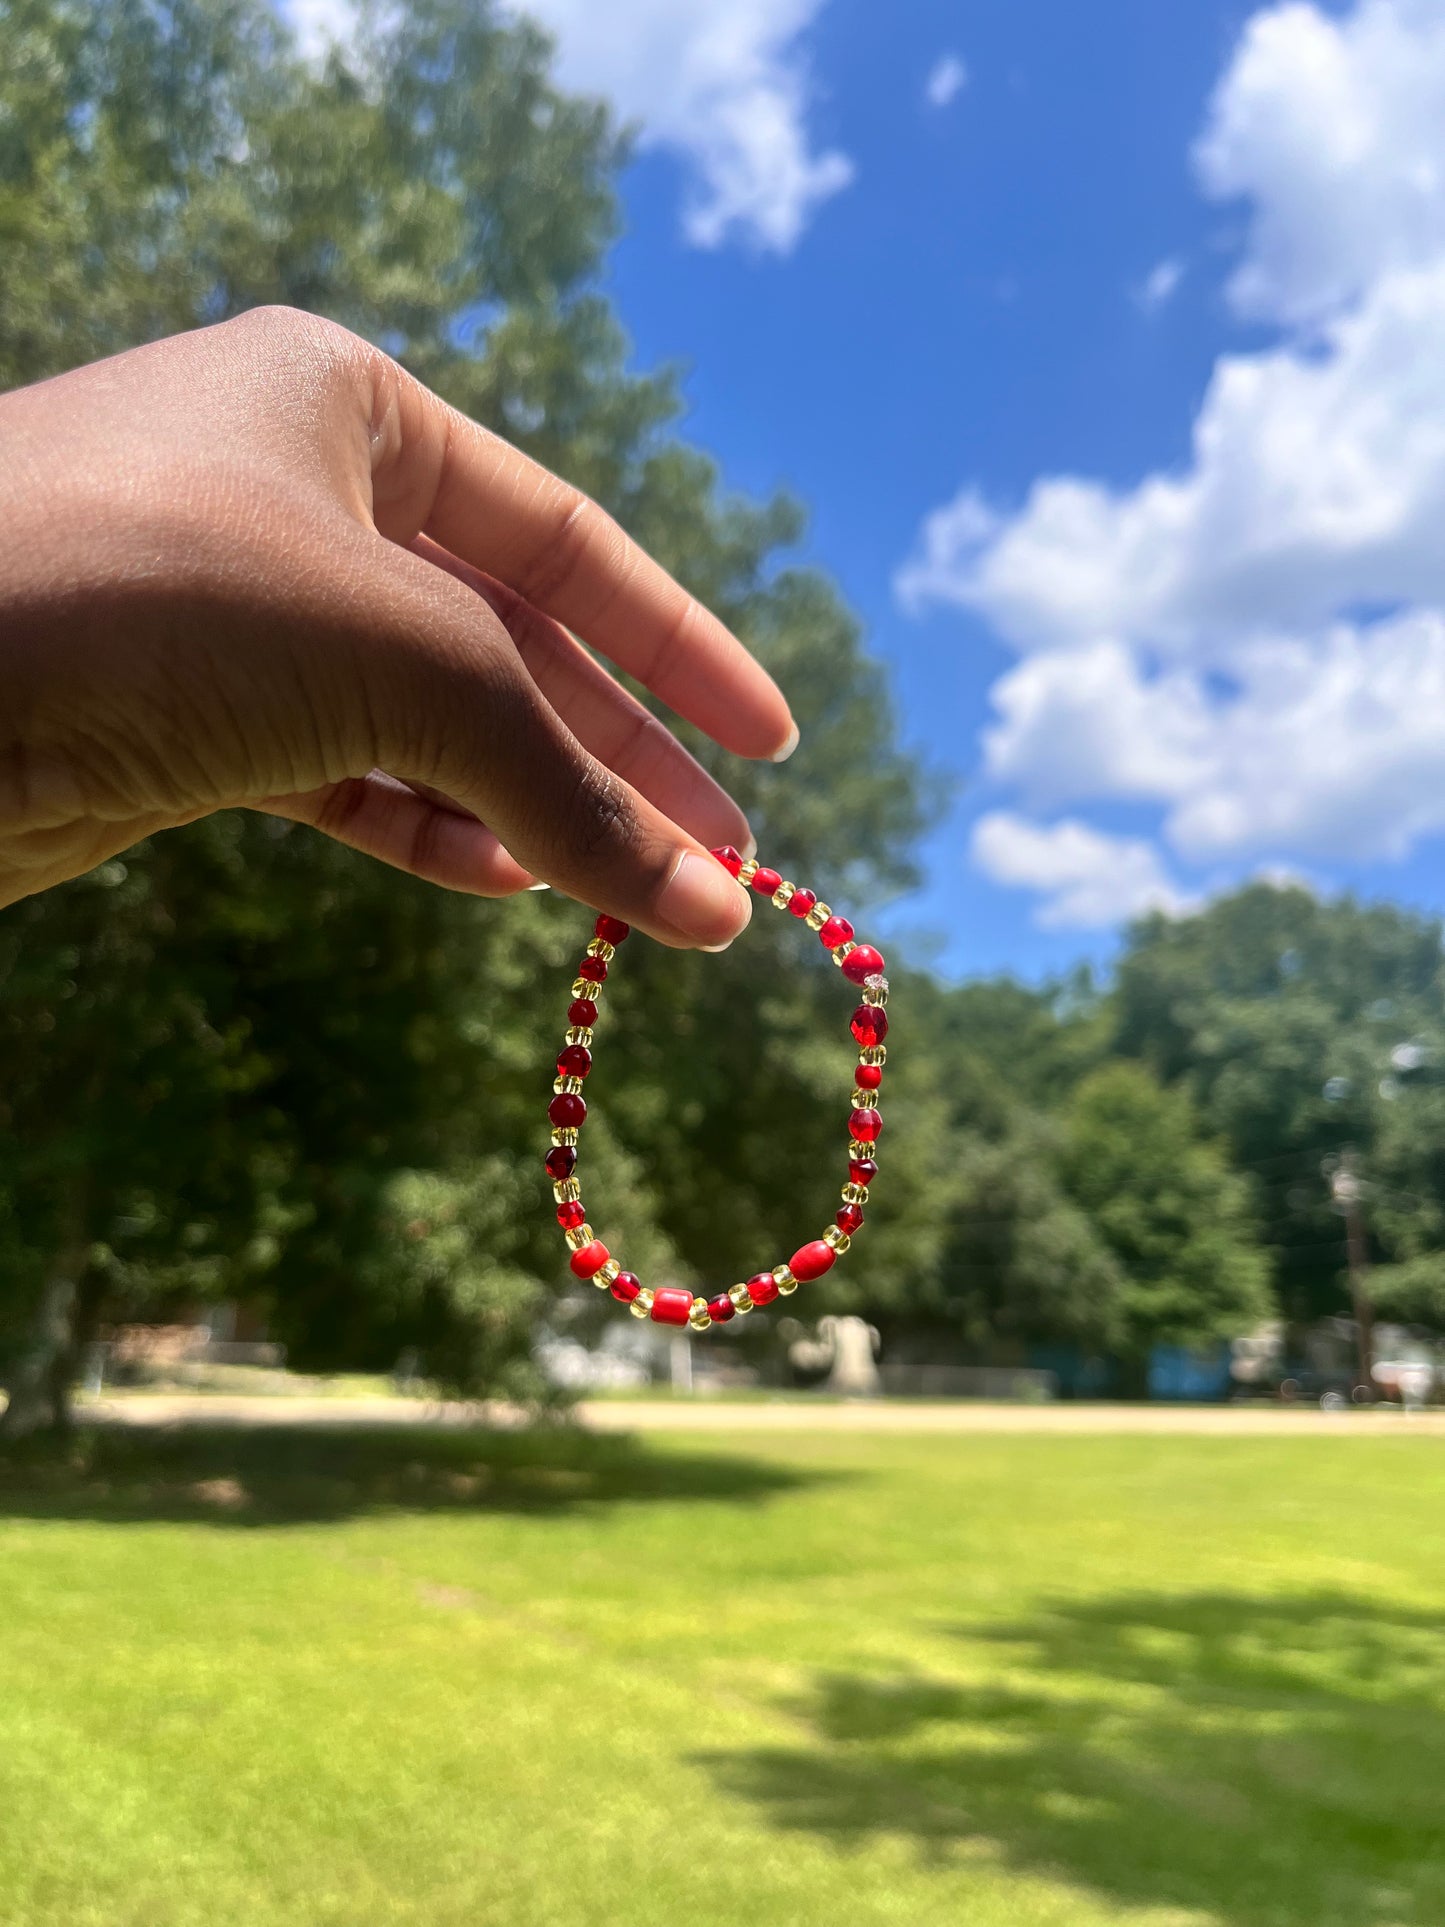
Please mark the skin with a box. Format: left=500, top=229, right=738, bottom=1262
left=0, top=307, right=799, bottom=946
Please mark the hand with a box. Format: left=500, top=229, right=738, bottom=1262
left=0, top=307, right=797, bottom=945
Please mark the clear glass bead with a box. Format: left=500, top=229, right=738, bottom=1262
left=805, top=902, right=831, bottom=931
left=727, top=1282, right=752, bottom=1313
left=859, top=1044, right=887, bottom=1067
left=550, top=1127, right=579, bottom=1147
left=597, top=1258, right=621, bottom=1287
left=773, top=1265, right=797, bottom=1295
left=688, top=1300, right=712, bottom=1330
left=862, top=976, right=889, bottom=1006
left=564, top=1224, right=594, bottom=1251
left=831, top=941, right=856, bottom=967
left=629, top=1288, right=655, bottom=1319
left=842, top=1181, right=869, bottom=1205
left=823, top=1227, right=852, bottom=1254
left=848, top=1138, right=874, bottom=1161
left=851, top=1089, right=879, bottom=1110
left=571, top=977, right=604, bottom=1002
left=771, top=881, right=796, bottom=908
left=586, top=938, right=615, bottom=963
left=565, top=1026, right=594, bottom=1048
left=553, top=1178, right=581, bottom=1203
left=737, top=858, right=760, bottom=885
left=553, top=1074, right=585, bottom=1096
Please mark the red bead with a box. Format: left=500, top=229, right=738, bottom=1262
left=545, top=1144, right=578, bottom=1181
left=595, top=914, right=630, bottom=945
left=837, top=1203, right=864, bottom=1234
left=569, top=1239, right=609, bottom=1279
left=746, top=1271, right=780, bottom=1307
left=706, top=1293, right=736, bottom=1323
left=850, top=1106, right=882, bottom=1141
left=850, top=1004, right=888, bottom=1048
left=556, top=1044, right=593, bottom=1079
left=650, top=1286, right=693, bottom=1326
left=549, top=1091, right=587, bottom=1129
left=788, top=888, right=817, bottom=919
left=790, top=1240, right=836, bottom=1282
left=567, top=998, right=598, bottom=1027
left=819, top=915, right=854, bottom=949
left=841, top=944, right=885, bottom=984
left=855, top=1063, right=883, bottom=1090
left=751, top=866, right=782, bottom=896
left=711, top=846, right=744, bottom=877
left=848, top=1157, right=878, bottom=1188
left=577, top=956, right=608, bottom=983
left=610, top=1270, right=642, bottom=1303
left=556, top=1200, right=587, bottom=1230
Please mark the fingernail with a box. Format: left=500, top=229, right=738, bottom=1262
left=527, top=881, right=551, bottom=892
left=658, top=849, right=752, bottom=949
left=771, top=722, right=800, bottom=764
left=741, top=830, right=759, bottom=860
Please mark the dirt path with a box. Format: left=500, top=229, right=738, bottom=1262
left=82, top=1392, right=1445, bottom=1436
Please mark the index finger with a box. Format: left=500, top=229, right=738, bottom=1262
left=375, top=363, right=799, bottom=764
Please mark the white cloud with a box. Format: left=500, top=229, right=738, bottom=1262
left=971, top=814, right=1196, bottom=930
left=1135, top=256, right=1185, bottom=313
left=925, top=53, right=969, bottom=109
left=521, top=0, right=853, bottom=253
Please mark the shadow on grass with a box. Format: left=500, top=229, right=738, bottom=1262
left=0, top=1420, right=837, bottom=1526
left=700, top=1589, right=1445, bottom=1927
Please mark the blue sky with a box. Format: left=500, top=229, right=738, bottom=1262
left=292, top=0, right=1445, bottom=980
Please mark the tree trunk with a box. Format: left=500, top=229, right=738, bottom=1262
left=0, top=1180, right=89, bottom=1440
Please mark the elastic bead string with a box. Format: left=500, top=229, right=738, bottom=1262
left=545, top=851, right=891, bottom=1330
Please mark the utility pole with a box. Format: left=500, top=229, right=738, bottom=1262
left=1330, top=1152, right=1375, bottom=1396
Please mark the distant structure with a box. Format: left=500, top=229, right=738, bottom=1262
left=788, top=1314, right=882, bottom=1397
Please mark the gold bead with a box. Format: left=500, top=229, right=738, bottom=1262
left=832, top=941, right=856, bottom=967
left=564, top=1223, right=594, bottom=1251
left=688, top=1299, right=712, bottom=1330
left=806, top=901, right=831, bottom=931
left=553, top=1178, right=581, bottom=1204
left=772, top=880, right=796, bottom=908
left=727, top=1282, right=752, bottom=1314
left=823, top=1226, right=852, bottom=1254
left=842, top=1181, right=869, bottom=1206
left=586, top=937, right=615, bottom=963
left=848, top=1138, right=875, bottom=1161
left=851, top=1089, right=879, bottom=1110
left=553, top=1074, right=585, bottom=1096
left=772, top=1264, right=797, bottom=1295
left=571, top=977, right=604, bottom=1002
left=862, top=978, right=889, bottom=1007
left=859, top=1044, right=887, bottom=1068
left=565, top=1025, right=594, bottom=1048
left=551, top=1127, right=579, bottom=1147
left=738, top=858, right=760, bottom=886
left=597, top=1258, right=621, bottom=1287
left=629, top=1288, right=655, bottom=1319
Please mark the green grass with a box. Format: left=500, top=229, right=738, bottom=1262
left=1, top=1421, right=1443, bottom=1927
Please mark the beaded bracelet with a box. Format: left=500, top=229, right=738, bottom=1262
left=545, top=846, right=889, bottom=1331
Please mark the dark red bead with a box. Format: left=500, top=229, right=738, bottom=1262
left=751, top=866, right=782, bottom=896
left=837, top=1203, right=864, bottom=1234
left=548, top=1091, right=587, bottom=1129
left=577, top=956, right=608, bottom=983
left=850, top=1106, right=882, bottom=1142
left=556, top=1199, right=587, bottom=1230
left=788, top=888, right=817, bottom=919
left=595, top=914, right=630, bottom=945
left=848, top=1156, right=878, bottom=1188
left=711, top=846, right=744, bottom=877
left=569, top=1239, right=610, bottom=1279
left=819, top=915, right=854, bottom=949
left=706, top=1293, right=736, bottom=1323
left=650, top=1286, right=693, bottom=1326
left=841, top=944, right=885, bottom=984
left=790, top=1240, right=836, bottom=1282
left=855, top=1063, right=883, bottom=1090
left=746, top=1271, right=780, bottom=1307
left=567, top=998, right=598, bottom=1027
left=545, top=1144, right=578, bottom=1181
left=556, top=1044, right=592, bottom=1079
left=850, top=1004, right=888, bottom=1048
left=610, top=1270, right=642, bottom=1303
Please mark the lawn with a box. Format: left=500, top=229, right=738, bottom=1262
left=1, top=1418, right=1443, bottom=1927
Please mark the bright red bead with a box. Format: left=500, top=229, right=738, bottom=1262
left=610, top=1270, right=642, bottom=1303
left=850, top=1004, right=889, bottom=1048
left=837, top=1203, right=864, bottom=1234
left=595, top=914, right=630, bottom=945
left=848, top=1156, right=878, bottom=1187
left=751, top=866, right=782, bottom=896
left=841, top=944, right=885, bottom=984
left=819, top=915, right=854, bottom=949
left=556, top=1044, right=592, bottom=1079
left=545, top=1144, right=578, bottom=1181
left=788, top=888, right=817, bottom=919
left=556, top=1200, right=587, bottom=1230
left=577, top=956, right=608, bottom=983
left=790, top=1240, right=836, bottom=1282
left=746, top=1271, right=780, bottom=1307
left=548, top=1091, right=587, bottom=1129
left=567, top=998, right=598, bottom=1027
left=706, top=1293, right=736, bottom=1323
left=855, top=1063, right=883, bottom=1090
left=712, top=846, right=744, bottom=877
left=850, top=1106, right=883, bottom=1141
left=650, top=1286, right=693, bottom=1326
left=569, top=1239, right=610, bottom=1279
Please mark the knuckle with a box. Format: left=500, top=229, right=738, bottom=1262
left=564, top=759, right=638, bottom=868
left=519, top=488, right=630, bottom=611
